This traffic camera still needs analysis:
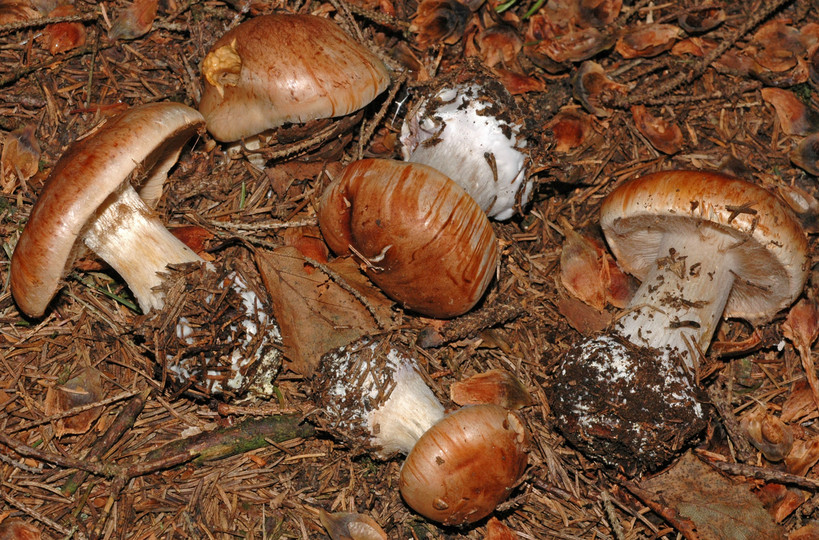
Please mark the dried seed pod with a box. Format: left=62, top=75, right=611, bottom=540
left=677, top=7, right=726, bottom=34
left=319, top=510, right=388, bottom=540
left=1, top=124, right=40, bottom=193
left=631, top=105, right=684, bottom=154
left=107, top=0, right=158, bottom=41
left=318, top=159, right=499, bottom=319
left=546, top=107, right=594, bottom=153
left=44, top=4, right=86, bottom=54
left=616, top=23, right=681, bottom=58
left=791, top=132, right=819, bottom=175
left=741, top=407, right=793, bottom=462
left=399, top=404, right=529, bottom=526
left=410, top=0, right=470, bottom=48
left=572, top=61, right=629, bottom=117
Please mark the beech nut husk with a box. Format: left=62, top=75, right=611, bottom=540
left=318, top=159, right=499, bottom=319
left=399, top=403, right=529, bottom=526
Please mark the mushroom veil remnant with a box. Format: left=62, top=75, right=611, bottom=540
left=198, top=13, right=391, bottom=143
left=10, top=103, right=282, bottom=398
left=400, top=80, right=531, bottom=220
left=548, top=170, right=809, bottom=472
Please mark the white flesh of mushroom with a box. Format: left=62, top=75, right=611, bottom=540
left=83, top=185, right=204, bottom=313
left=615, top=223, right=736, bottom=371
left=400, top=84, right=530, bottom=220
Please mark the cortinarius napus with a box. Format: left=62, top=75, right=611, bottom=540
left=549, top=170, right=809, bottom=472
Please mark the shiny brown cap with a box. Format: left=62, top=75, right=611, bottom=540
left=600, top=170, right=809, bottom=323
left=10, top=102, right=204, bottom=318
left=199, top=14, right=390, bottom=142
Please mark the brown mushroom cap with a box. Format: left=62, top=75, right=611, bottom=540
left=10, top=102, right=205, bottom=318
left=600, top=170, right=809, bottom=323
left=399, top=404, right=529, bottom=526
left=318, top=159, right=499, bottom=319
left=199, top=14, right=390, bottom=142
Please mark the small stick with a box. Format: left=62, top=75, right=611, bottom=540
left=695, top=449, right=819, bottom=490
left=62, top=388, right=151, bottom=495
left=706, top=377, right=755, bottom=463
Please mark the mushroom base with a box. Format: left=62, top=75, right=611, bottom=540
left=547, top=335, right=707, bottom=474
left=140, top=257, right=282, bottom=399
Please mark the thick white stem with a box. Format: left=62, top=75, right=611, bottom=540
left=615, top=226, right=736, bottom=370
left=82, top=186, right=204, bottom=313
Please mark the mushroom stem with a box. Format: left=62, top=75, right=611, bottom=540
left=82, top=185, right=204, bottom=313
left=615, top=225, right=736, bottom=370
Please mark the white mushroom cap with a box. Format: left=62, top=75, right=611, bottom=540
left=199, top=14, right=391, bottom=142
left=10, top=102, right=205, bottom=318
left=400, top=83, right=531, bottom=220
left=600, top=170, right=809, bottom=324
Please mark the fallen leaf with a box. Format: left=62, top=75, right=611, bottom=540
left=790, top=522, right=819, bottom=539
left=761, top=87, right=819, bottom=136
left=257, top=247, right=395, bottom=375
left=786, top=436, right=819, bottom=476
left=43, top=366, right=104, bottom=437
left=631, top=105, right=684, bottom=154
left=783, top=298, right=819, bottom=412
left=782, top=380, right=819, bottom=424
left=450, top=369, right=533, bottom=410
left=616, top=23, right=681, bottom=58
left=280, top=226, right=329, bottom=265
left=756, top=483, right=806, bottom=523
left=641, top=452, right=786, bottom=540
left=546, top=107, right=594, bottom=153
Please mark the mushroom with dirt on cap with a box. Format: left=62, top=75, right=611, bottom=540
left=10, top=102, right=282, bottom=398
left=199, top=13, right=390, bottom=160
left=548, top=170, right=809, bottom=473
left=316, top=335, right=529, bottom=526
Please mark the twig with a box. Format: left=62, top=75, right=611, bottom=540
left=416, top=298, right=526, bottom=348
left=0, top=45, right=98, bottom=88
left=9, top=389, right=143, bottom=434
left=209, top=217, right=318, bottom=232
left=0, top=12, right=98, bottom=34
left=63, top=388, right=151, bottom=495
left=705, top=376, right=756, bottom=463
left=601, top=490, right=625, bottom=540
left=695, top=449, right=819, bottom=490
left=357, top=71, right=408, bottom=160
left=257, top=112, right=364, bottom=161
left=0, top=491, right=76, bottom=537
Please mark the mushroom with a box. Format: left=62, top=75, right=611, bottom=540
left=10, top=102, right=282, bottom=397
left=399, top=80, right=531, bottom=220
left=399, top=403, right=529, bottom=526
left=548, top=170, right=809, bottom=472
left=198, top=13, right=390, bottom=144
left=318, top=158, right=499, bottom=319
left=316, top=336, right=529, bottom=526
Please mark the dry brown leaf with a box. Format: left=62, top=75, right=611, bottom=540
left=257, top=247, right=395, bottom=375
left=546, top=107, right=594, bottom=153
left=756, top=483, right=807, bottom=523
left=641, top=452, right=786, bottom=540
left=450, top=369, right=533, bottom=410
left=790, top=522, right=819, bottom=539
left=785, top=436, right=819, bottom=476
left=782, top=380, right=819, bottom=424
left=43, top=366, right=104, bottom=437
left=631, top=105, right=684, bottom=154
left=783, top=298, right=819, bottom=412
left=761, top=87, right=819, bottom=136
left=616, top=23, right=681, bottom=59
